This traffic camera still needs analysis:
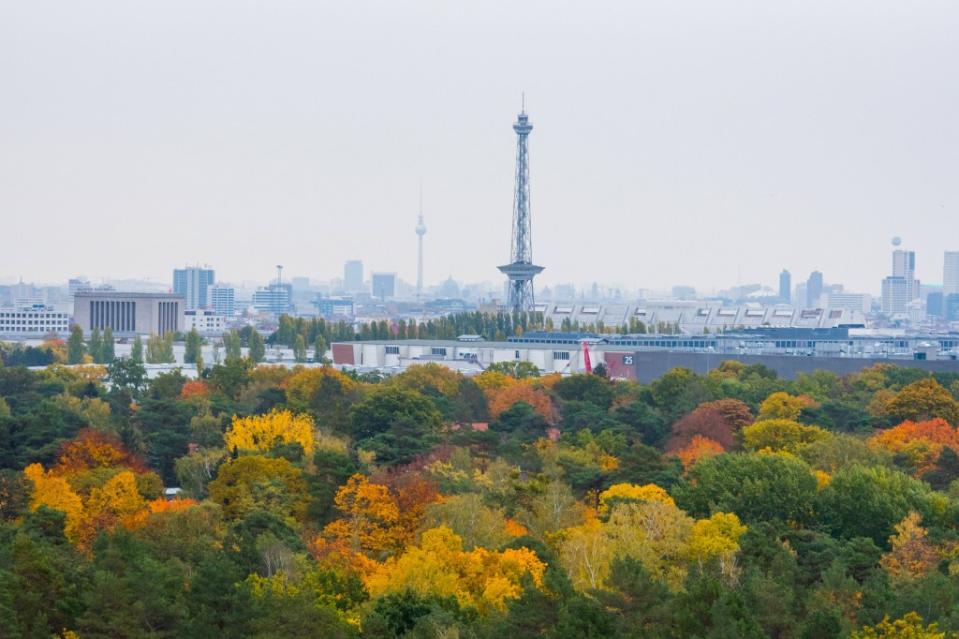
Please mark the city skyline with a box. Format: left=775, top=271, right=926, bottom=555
left=5, top=242, right=959, bottom=300
left=3, top=1, right=958, bottom=293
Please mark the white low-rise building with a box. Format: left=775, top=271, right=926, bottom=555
left=0, top=304, right=71, bottom=337
left=184, top=309, right=227, bottom=335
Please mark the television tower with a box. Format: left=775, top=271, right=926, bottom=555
left=415, top=183, right=427, bottom=302
left=498, top=99, right=544, bottom=313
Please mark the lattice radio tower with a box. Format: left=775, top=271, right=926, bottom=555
left=498, top=98, right=544, bottom=313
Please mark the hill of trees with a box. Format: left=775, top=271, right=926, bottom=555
left=2, top=353, right=959, bottom=637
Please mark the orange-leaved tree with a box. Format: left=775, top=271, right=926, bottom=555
left=371, top=466, right=442, bottom=548
left=179, top=379, right=209, bottom=399
left=676, top=435, right=725, bottom=470
left=54, top=428, right=148, bottom=476
left=23, top=430, right=158, bottom=547
left=486, top=381, right=557, bottom=424
left=869, top=418, right=959, bottom=476
left=322, top=473, right=401, bottom=557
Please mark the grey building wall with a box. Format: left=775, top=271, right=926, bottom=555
left=626, top=351, right=959, bottom=383
left=73, top=292, right=185, bottom=336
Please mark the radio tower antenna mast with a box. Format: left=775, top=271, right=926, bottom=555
left=498, top=98, right=544, bottom=313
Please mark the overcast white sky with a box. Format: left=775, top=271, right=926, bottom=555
left=1, top=0, right=957, bottom=295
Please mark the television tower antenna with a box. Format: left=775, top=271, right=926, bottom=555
left=415, top=181, right=427, bottom=303
left=497, top=99, right=544, bottom=313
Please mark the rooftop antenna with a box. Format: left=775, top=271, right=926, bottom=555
left=276, top=265, right=283, bottom=287
left=521, top=91, right=525, bottom=114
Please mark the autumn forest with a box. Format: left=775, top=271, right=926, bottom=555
left=3, top=353, right=959, bottom=637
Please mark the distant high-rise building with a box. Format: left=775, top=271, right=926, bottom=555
left=252, top=283, right=293, bottom=315
left=173, top=266, right=215, bottom=310
left=344, top=260, right=364, bottom=293
left=826, top=292, right=872, bottom=314
left=882, top=277, right=919, bottom=315
left=944, top=251, right=959, bottom=296
left=892, top=249, right=916, bottom=279
left=312, top=296, right=354, bottom=319
left=371, top=273, right=396, bottom=300
left=210, top=286, right=235, bottom=316
left=882, top=241, right=921, bottom=315
left=779, top=270, right=791, bottom=302
left=928, top=292, right=944, bottom=318
left=806, top=271, right=823, bottom=308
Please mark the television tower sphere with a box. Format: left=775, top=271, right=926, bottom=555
left=891, top=236, right=902, bottom=247
left=416, top=215, right=427, bottom=236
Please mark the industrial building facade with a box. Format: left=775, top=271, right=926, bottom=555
left=530, top=301, right=865, bottom=333
left=332, top=329, right=959, bottom=383
left=73, top=292, right=184, bottom=336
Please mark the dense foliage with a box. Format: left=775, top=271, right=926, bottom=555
left=3, top=352, right=959, bottom=637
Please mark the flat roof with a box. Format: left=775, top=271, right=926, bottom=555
left=74, top=291, right=185, bottom=300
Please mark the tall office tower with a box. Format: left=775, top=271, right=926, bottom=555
left=944, top=251, right=959, bottom=296
left=498, top=102, right=544, bottom=313
left=805, top=271, right=823, bottom=308
left=210, top=285, right=236, bottom=316
left=415, top=194, right=427, bottom=301
left=882, top=239, right=921, bottom=314
left=344, top=260, right=364, bottom=293
left=173, top=266, right=215, bottom=310
left=892, top=249, right=917, bottom=279
left=779, top=269, right=791, bottom=302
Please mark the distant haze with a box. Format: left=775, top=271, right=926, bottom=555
left=2, top=1, right=957, bottom=295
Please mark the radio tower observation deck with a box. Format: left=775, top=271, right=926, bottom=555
left=498, top=101, right=544, bottom=313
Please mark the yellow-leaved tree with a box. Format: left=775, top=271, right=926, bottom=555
left=686, top=512, right=748, bottom=576
left=24, top=463, right=85, bottom=542
left=598, top=482, right=675, bottom=514
left=742, top=419, right=830, bottom=454
left=559, top=500, right=746, bottom=591
left=880, top=511, right=939, bottom=582
left=225, top=409, right=315, bottom=455
left=852, top=612, right=947, bottom=639
left=22, top=430, right=157, bottom=548
left=758, top=392, right=817, bottom=421
left=364, top=525, right=545, bottom=613
left=84, top=470, right=147, bottom=532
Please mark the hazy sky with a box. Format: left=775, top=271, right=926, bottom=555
left=2, top=0, right=957, bottom=295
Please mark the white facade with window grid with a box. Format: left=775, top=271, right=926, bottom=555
left=0, top=305, right=70, bottom=337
